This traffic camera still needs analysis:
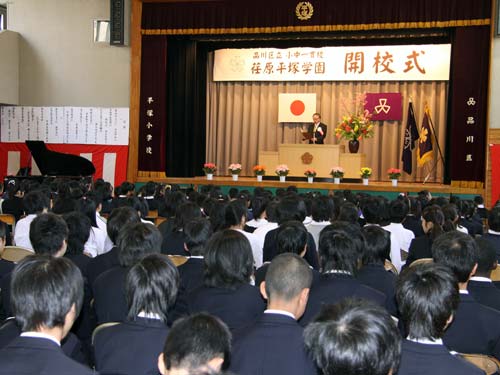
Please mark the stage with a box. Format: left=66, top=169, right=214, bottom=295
left=135, top=176, right=484, bottom=198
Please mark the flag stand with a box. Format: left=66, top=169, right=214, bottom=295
left=422, top=107, right=445, bottom=184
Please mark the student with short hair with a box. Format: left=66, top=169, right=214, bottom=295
left=185, top=230, right=265, bottom=331
left=0, top=255, right=94, bottom=374
left=382, top=199, right=415, bottom=255
left=304, top=299, right=401, bottom=375
left=94, top=253, right=179, bottom=375
left=396, top=263, right=483, bottom=375
left=300, top=223, right=386, bottom=325
left=483, top=206, right=500, bottom=260
left=13, top=190, right=50, bottom=250
left=306, top=195, right=334, bottom=249
left=93, top=222, right=162, bottom=323
left=467, top=237, right=500, bottom=311
left=230, top=253, right=316, bottom=375
left=158, top=313, right=231, bottom=375
left=433, top=231, right=500, bottom=359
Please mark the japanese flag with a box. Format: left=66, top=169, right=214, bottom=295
left=278, top=93, right=316, bottom=123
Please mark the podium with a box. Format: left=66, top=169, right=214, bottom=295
left=258, top=144, right=365, bottom=178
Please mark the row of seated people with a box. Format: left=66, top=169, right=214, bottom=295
left=0, top=221, right=493, bottom=375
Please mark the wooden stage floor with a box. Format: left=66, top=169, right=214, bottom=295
left=137, top=176, right=484, bottom=197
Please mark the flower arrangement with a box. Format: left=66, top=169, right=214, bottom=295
left=387, top=168, right=401, bottom=180
left=275, top=164, right=290, bottom=177
left=330, top=167, right=345, bottom=178
left=253, top=165, right=266, bottom=176
left=360, top=167, right=372, bottom=178
left=203, top=163, right=217, bottom=174
left=228, top=163, right=242, bottom=175
left=304, top=169, right=317, bottom=178
left=335, top=93, right=374, bottom=141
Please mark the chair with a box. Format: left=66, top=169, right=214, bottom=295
left=1, top=246, right=34, bottom=263
left=384, top=260, right=398, bottom=274
left=168, top=255, right=189, bottom=267
left=0, top=214, right=15, bottom=227
left=408, top=258, right=433, bottom=268
left=91, top=322, right=120, bottom=346
left=458, top=353, right=500, bottom=375
left=147, top=209, right=158, bottom=219
left=490, top=265, right=500, bottom=282
left=155, top=216, right=167, bottom=226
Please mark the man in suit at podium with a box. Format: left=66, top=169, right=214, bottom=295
left=307, top=113, right=327, bottom=144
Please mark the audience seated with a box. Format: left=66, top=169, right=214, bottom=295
left=482, top=207, right=500, bottom=261
left=405, top=205, right=444, bottom=268
left=77, top=198, right=106, bottom=257
left=0, top=255, right=94, bottom=374
left=396, top=263, right=483, bottom=375
left=474, top=195, right=489, bottom=220
left=382, top=199, right=415, bottom=256
left=263, top=195, right=319, bottom=269
left=252, top=200, right=279, bottom=248
left=0, top=222, right=15, bottom=279
left=433, top=231, right=500, bottom=359
left=304, top=298, right=401, bottom=375
left=158, top=313, right=231, bottom=375
left=185, top=230, right=265, bottom=331
left=161, top=202, right=202, bottom=256
left=300, top=222, right=386, bottom=325
left=357, top=225, right=398, bottom=315
left=94, top=253, right=179, bottom=375
left=1, top=179, right=26, bottom=221
left=402, top=197, right=424, bottom=238
left=92, top=222, right=162, bottom=324
left=86, top=206, right=141, bottom=288
left=244, top=195, right=269, bottom=232
left=255, top=220, right=320, bottom=287
left=305, top=195, right=334, bottom=249
left=458, top=200, right=483, bottom=237
left=467, top=237, right=500, bottom=311
left=13, top=190, right=50, bottom=250
left=230, top=253, right=316, bottom=375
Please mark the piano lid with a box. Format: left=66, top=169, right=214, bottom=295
left=25, top=140, right=96, bottom=176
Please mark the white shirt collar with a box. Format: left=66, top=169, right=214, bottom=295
left=189, top=255, right=204, bottom=259
left=488, top=229, right=500, bottom=235
left=264, top=309, right=296, bottom=320
left=20, top=332, right=60, bottom=346
left=138, top=311, right=162, bottom=320
left=470, top=276, right=492, bottom=283
left=459, top=289, right=469, bottom=295
left=324, top=269, right=352, bottom=275
left=407, top=336, right=444, bottom=346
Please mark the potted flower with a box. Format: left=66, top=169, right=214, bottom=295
left=253, top=165, right=266, bottom=181
left=203, top=163, right=216, bottom=180
left=304, top=169, right=316, bottom=183
left=228, top=163, right=242, bottom=181
left=330, top=167, right=344, bottom=184
left=275, top=164, right=289, bottom=182
left=387, top=168, right=401, bottom=187
left=360, top=167, right=372, bottom=185
left=335, top=93, right=374, bottom=153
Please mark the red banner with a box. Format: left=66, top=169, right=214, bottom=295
left=490, top=144, right=500, bottom=207
left=365, top=93, right=402, bottom=121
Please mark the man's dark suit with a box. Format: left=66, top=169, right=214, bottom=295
left=86, top=247, right=120, bottom=289
left=177, top=257, right=205, bottom=295
left=263, top=228, right=319, bottom=270
left=357, top=263, right=398, bottom=316
left=307, top=122, right=327, bottom=144
left=92, top=266, right=128, bottom=324
left=299, top=273, right=386, bottom=326
left=468, top=279, right=500, bottom=312
left=404, top=235, right=433, bottom=269
left=230, top=313, right=316, bottom=375
left=396, top=339, right=484, bottom=375
left=0, top=336, right=95, bottom=374
left=186, top=284, right=266, bottom=331
left=443, top=292, right=500, bottom=359
left=93, top=317, right=168, bottom=375
left=481, top=232, right=500, bottom=261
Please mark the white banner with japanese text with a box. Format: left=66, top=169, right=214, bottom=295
left=213, top=44, right=451, bottom=82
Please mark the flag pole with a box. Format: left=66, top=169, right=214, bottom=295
left=422, top=105, right=445, bottom=183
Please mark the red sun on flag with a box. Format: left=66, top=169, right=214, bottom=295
left=290, top=100, right=305, bottom=116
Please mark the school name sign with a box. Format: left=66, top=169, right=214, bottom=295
left=214, top=44, right=451, bottom=82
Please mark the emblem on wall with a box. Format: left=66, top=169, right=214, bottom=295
left=301, top=152, right=313, bottom=164
left=295, top=2, right=314, bottom=21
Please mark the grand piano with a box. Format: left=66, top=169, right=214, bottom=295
left=25, top=140, right=95, bottom=176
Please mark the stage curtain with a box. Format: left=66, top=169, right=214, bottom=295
left=165, top=39, right=207, bottom=177
left=206, top=54, right=447, bottom=182
left=142, top=0, right=490, bottom=34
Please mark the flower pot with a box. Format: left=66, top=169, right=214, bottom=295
left=307, top=176, right=313, bottom=183
left=256, top=175, right=263, bottom=182
left=206, top=173, right=213, bottom=180
left=279, top=175, right=286, bottom=182
left=348, top=140, right=360, bottom=153
left=362, top=178, right=369, bottom=185
left=391, top=179, right=398, bottom=187
left=334, top=177, right=340, bottom=184
left=232, top=174, right=238, bottom=181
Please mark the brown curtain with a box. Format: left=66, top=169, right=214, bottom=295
left=206, top=54, right=447, bottom=182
